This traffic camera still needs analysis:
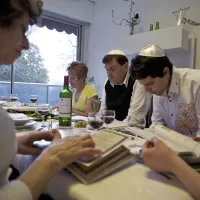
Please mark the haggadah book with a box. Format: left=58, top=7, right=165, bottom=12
left=66, top=129, right=136, bottom=184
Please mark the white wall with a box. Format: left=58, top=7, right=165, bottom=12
left=43, top=0, right=95, bottom=23
left=86, top=0, right=200, bottom=95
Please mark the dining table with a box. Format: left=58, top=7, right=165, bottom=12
left=14, top=119, right=194, bottom=200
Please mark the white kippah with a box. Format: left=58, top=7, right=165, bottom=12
left=138, top=45, right=165, bottom=57
left=107, top=50, right=126, bottom=56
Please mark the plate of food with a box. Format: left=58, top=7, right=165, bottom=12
left=74, top=120, right=87, bottom=128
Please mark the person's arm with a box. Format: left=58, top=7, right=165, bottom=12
left=0, top=130, right=59, bottom=200
left=128, top=81, right=152, bottom=128
left=150, top=95, right=167, bottom=128
left=0, top=180, right=33, bottom=200
left=194, top=83, right=200, bottom=137
left=17, top=130, right=58, bottom=155
left=142, top=137, right=200, bottom=200
left=18, top=133, right=101, bottom=200
left=10, top=131, right=101, bottom=200
left=172, top=156, right=200, bottom=200
left=72, top=96, right=98, bottom=116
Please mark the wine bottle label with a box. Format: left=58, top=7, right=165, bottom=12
left=59, top=98, right=71, bottom=114
left=59, top=113, right=71, bottom=117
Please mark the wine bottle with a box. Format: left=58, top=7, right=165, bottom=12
left=59, top=76, right=72, bottom=126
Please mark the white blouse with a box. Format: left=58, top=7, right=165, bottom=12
left=0, top=106, right=32, bottom=200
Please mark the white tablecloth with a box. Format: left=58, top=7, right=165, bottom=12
left=15, top=124, right=194, bottom=200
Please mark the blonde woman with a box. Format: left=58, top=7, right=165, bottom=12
left=67, top=62, right=98, bottom=116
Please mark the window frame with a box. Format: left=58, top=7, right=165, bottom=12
left=9, top=11, right=87, bottom=101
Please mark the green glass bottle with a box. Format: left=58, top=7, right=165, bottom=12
left=149, top=24, right=153, bottom=31
left=155, top=22, right=159, bottom=30
left=59, top=76, right=72, bottom=127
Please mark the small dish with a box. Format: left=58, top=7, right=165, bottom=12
left=15, top=121, right=36, bottom=130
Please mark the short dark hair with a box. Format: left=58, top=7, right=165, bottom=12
left=129, top=55, right=173, bottom=79
left=0, top=0, right=42, bottom=27
left=102, top=54, right=128, bottom=66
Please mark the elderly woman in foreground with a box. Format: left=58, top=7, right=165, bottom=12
left=0, top=1, right=101, bottom=200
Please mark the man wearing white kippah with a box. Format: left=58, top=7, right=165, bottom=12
left=100, top=50, right=152, bottom=128
left=130, top=44, right=200, bottom=138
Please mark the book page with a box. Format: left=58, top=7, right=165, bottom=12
left=125, top=127, right=193, bottom=154
left=92, top=130, right=128, bottom=152
left=154, top=125, right=200, bottom=156
left=126, top=126, right=155, bottom=140
left=79, top=129, right=128, bottom=165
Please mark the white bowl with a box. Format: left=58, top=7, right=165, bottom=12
left=15, top=121, right=36, bottom=130
left=14, top=118, right=33, bottom=126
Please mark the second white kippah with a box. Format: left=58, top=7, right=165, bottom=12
left=107, top=50, right=126, bottom=56
left=138, top=45, right=165, bottom=57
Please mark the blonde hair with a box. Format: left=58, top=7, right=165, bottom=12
left=67, top=62, right=88, bottom=82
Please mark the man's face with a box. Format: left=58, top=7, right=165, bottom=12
left=0, top=13, right=30, bottom=65
left=104, top=58, right=128, bottom=85
left=138, top=67, right=170, bottom=95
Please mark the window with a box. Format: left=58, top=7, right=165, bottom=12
left=0, top=11, right=87, bottom=105
left=0, top=65, right=12, bottom=98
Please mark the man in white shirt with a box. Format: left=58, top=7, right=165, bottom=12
left=100, top=50, right=151, bottom=128
left=130, top=44, right=200, bottom=137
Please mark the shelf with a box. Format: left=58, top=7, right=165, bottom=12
left=120, top=26, right=190, bottom=55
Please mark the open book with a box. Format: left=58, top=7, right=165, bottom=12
left=116, top=125, right=200, bottom=172
left=120, top=125, right=200, bottom=156
left=66, top=129, right=136, bottom=184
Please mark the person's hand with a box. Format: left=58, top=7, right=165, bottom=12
left=43, top=134, right=102, bottom=170
left=193, top=137, right=200, bottom=142
left=17, top=129, right=61, bottom=156
left=142, top=137, right=178, bottom=172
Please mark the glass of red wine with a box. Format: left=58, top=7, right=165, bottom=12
left=30, top=95, right=38, bottom=106
left=88, top=112, right=104, bottom=131
left=10, top=94, right=19, bottom=102
left=102, top=110, right=115, bottom=129
left=36, top=105, right=50, bottom=127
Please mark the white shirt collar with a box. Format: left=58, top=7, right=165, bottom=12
left=168, top=66, right=180, bottom=95
left=161, top=66, right=180, bottom=97
left=110, top=72, right=130, bottom=88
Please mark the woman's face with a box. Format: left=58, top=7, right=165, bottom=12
left=68, top=71, right=84, bottom=89
left=0, top=12, right=30, bottom=65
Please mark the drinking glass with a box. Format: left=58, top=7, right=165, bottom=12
left=102, top=110, right=115, bottom=128
left=88, top=112, right=104, bottom=130
left=30, top=95, right=38, bottom=105
left=90, top=100, right=101, bottom=112
left=10, top=94, right=19, bottom=102
left=36, top=105, right=50, bottom=127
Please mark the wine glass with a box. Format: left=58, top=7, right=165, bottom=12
left=30, top=95, right=38, bottom=106
left=102, top=110, right=115, bottom=129
left=36, top=105, right=50, bottom=127
left=88, top=112, right=104, bottom=131
left=10, top=94, right=19, bottom=102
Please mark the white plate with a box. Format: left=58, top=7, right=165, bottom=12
left=15, top=121, right=36, bottom=130
left=14, top=118, right=33, bottom=126
left=8, top=106, right=37, bottom=112
left=9, top=113, right=32, bottom=126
